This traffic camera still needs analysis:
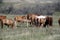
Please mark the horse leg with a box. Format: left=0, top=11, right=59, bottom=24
left=29, top=22, right=31, bottom=25
left=1, top=21, right=3, bottom=29
left=7, top=25, right=9, bottom=28
left=11, top=24, right=14, bottom=29
left=14, top=21, right=17, bottom=28
left=43, top=24, right=46, bottom=27
left=12, top=21, right=17, bottom=29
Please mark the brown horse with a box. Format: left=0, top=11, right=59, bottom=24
left=26, top=14, right=40, bottom=25
left=58, top=18, right=60, bottom=26
left=0, top=15, right=6, bottom=28
left=44, top=16, right=53, bottom=27
left=1, top=19, right=15, bottom=29
left=26, top=14, right=40, bottom=20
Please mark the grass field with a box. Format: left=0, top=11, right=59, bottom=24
left=0, top=12, right=60, bottom=40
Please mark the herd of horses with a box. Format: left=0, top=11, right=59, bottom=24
left=0, top=14, right=60, bottom=29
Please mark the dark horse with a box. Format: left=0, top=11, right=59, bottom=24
left=58, top=18, right=60, bottom=26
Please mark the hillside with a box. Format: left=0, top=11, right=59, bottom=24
left=2, top=0, right=58, bottom=3
left=0, top=0, right=59, bottom=15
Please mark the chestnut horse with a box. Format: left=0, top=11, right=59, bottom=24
left=0, top=15, right=6, bottom=28
left=26, top=14, right=40, bottom=25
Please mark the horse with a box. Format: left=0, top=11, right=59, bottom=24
left=58, top=18, right=60, bottom=26
left=14, top=15, right=27, bottom=23
left=14, top=15, right=30, bottom=27
left=1, top=19, right=16, bottom=29
left=26, top=14, right=40, bottom=25
left=44, top=16, right=53, bottom=27
left=35, top=15, right=47, bottom=27
left=0, top=15, right=6, bottom=28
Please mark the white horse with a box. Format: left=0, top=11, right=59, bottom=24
left=35, top=15, right=47, bottom=27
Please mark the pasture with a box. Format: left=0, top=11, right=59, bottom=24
left=0, top=12, right=60, bottom=40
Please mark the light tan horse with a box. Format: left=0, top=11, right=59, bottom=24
left=14, top=15, right=27, bottom=22
left=1, top=19, right=16, bottom=29
left=14, top=15, right=30, bottom=27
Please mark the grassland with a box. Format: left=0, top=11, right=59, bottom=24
left=0, top=12, right=60, bottom=40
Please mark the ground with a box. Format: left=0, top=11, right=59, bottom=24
left=0, top=12, right=60, bottom=40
